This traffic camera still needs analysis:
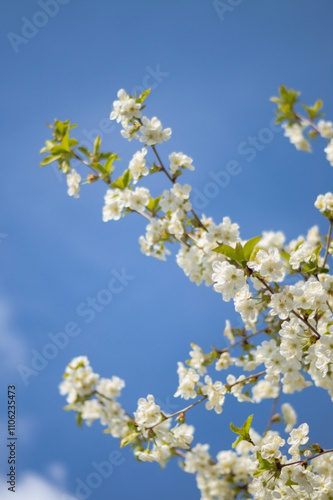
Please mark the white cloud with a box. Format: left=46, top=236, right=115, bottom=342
left=0, top=473, right=76, bottom=500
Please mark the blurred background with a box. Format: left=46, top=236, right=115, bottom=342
left=1, top=1, right=333, bottom=498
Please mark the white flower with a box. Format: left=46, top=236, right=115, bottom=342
left=188, top=344, right=206, bottom=375
left=160, top=183, right=192, bottom=217
left=259, top=231, right=286, bottom=250
left=223, top=319, right=235, bottom=345
left=215, top=352, right=234, bottom=371
left=281, top=403, right=297, bottom=433
left=248, top=247, right=285, bottom=282
left=212, top=261, right=247, bottom=302
left=135, top=444, right=171, bottom=466
left=207, top=216, right=240, bottom=245
left=183, top=444, right=211, bottom=473
left=174, top=362, right=200, bottom=400
left=252, top=380, right=279, bottom=403
left=59, top=356, right=99, bottom=405
left=102, top=188, right=125, bottom=221
left=127, top=187, right=150, bottom=212
left=289, top=242, right=316, bottom=270
left=139, top=116, right=171, bottom=145
left=134, top=394, right=162, bottom=433
left=96, top=376, right=125, bottom=400
left=314, top=192, right=333, bottom=213
left=317, top=120, right=333, bottom=139
left=201, top=375, right=226, bottom=414
left=128, top=148, right=149, bottom=183
left=168, top=152, right=195, bottom=175
left=110, top=89, right=142, bottom=124
left=282, top=122, right=311, bottom=152
left=170, top=424, right=195, bottom=450
left=66, top=169, right=81, bottom=198
left=81, top=399, right=102, bottom=425
left=324, top=139, right=333, bottom=166
left=260, top=433, right=285, bottom=460
left=234, top=287, right=259, bottom=327
left=287, top=423, right=309, bottom=447
left=269, top=288, right=294, bottom=319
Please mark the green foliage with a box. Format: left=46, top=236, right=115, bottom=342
left=120, top=431, right=141, bottom=448
left=253, top=452, right=278, bottom=478
left=111, top=169, right=132, bottom=189
left=40, top=119, right=120, bottom=182
left=213, top=236, right=262, bottom=268
left=146, top=195, right=161, bottom=215
left=230, top=414, right=254, bottom=449
left=271, top=85, right=325, bottom=127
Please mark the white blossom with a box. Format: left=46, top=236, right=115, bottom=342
left=66, top=169, right=81, bottom=198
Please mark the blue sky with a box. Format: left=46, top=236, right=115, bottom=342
left=1, top=1, right=333, bottom=498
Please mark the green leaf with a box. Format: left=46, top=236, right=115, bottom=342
left=50, top=144, right=71, bottom=155
left=76, top=412, right=83, bottom=427
left=122, top=169, right=132, bottom=188
left=243, top=235, right=262, bottom=260
left=39, top=155, right=60, bottom=166
left=146, top=195, right=161, bottom=214
left=150, top=162, right=161, bottom=174
left=285, top=479, right=298, bottom=486
left=137, top=88, right=151, bottom=104
left=61, top=132, right=71, bottom=153
left=111, top=169, right=132, bottom=190
left=243, top=414, right=253, bottom=434
left=120, top=431, right=140, bottom=448
left=91, top=162, right=107, bottom=176
left=235, top=242, right=245, bottom=262
left=93, top=135, right=101, bottom=155
left=60, top=159, right=70, bottom=174
left=231, top=436, right=244, bottom=449
left=280, top=251, right=290, bottom=263
left=78, top=146, right=91, bottom=158
left=253, top=452, right=275, bottom=478
left=230, top=414, right=253, bottom=448
left=213, top=244, right=240, bottom=262
left=104, top=153, right=119, bottom=175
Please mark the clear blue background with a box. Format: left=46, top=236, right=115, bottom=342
left=1, top=1, right=333, bottom=498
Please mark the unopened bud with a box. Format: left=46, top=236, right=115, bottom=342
left=87, top=173, right=99, bottom=183
left=176, top=412, right=186, bottom=424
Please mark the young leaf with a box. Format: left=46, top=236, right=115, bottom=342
left=61, top=132, right=71, bottom=153
left=253, top=452, right=275, bottom=478
left=78, top=146, right=91, bottom=158
left=39, top=155, right=60, bottom=166
left=147, top=195, right=161, bottom=214
left=93, top=135, right=101, bottom=155
left=120, top=431, right=140, bottom=448
left=243, top=235, right=262, bottom=260
left=230, top=414, right=254, bottom=448
left=213, top=244, right=240, bottom=262
left=138, top=88, right=151, bottom=104
left=76, top=412, right=83, bottom=428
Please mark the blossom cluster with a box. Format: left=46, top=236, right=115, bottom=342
left=39, top=85, right=333, bottom=498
